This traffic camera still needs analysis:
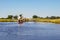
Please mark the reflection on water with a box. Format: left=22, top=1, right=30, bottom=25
left=0, top=22, right=60, bottom=40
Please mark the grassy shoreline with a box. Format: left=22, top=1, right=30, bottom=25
left=0, top=19, right=17, bottom=22
left=32, top=18, right=60, bottom=24
left=0, top=18, right=60, bottom=24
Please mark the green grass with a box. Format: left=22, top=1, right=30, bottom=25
left=0, top=18, right=60, bottom=24
left=32, top=18, right=60, bottom=24
left=0, top=19, right=17, bottom=22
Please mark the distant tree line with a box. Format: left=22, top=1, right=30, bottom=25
left=6, top=15, right=18, bottom=19
left=45, top=16, right=60, bottom=19
left=32, top=15, right=60, bottom=19
left=0, top=15, right=18, bottom=19
left=0, top=15, right=60, bottom=19
left=0, top=14, right=22, bottom=19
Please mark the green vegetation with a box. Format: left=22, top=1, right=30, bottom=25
left=32, top=18, right=60, bottom=24
left=0, top=19, right=17, bottom=22
left=0, top=15, right=60, bottom=24
left=0, top=15, right=18, bottom=22
left=32, top=15, right=39, bottom=18
left=6, top=15, right=18, bottom=19
left=32, top=15, right=60, bottom=24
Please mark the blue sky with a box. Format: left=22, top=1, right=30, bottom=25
left=0, top=0, right=60, bottom=18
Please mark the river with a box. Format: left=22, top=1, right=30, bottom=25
left=0, top=22, right=60, bottom=40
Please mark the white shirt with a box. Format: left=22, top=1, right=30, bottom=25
left=18, top=16, right=20, bottom=20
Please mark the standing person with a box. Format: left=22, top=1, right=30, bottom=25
left=18, top=14, right=24, bottom=24
left=18, top=14, right=22, bottom=20
left=20, top=14, right=23, bottom=19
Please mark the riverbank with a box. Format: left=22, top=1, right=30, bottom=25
left=0, top=19, right=17, bottom=22
left=0, top=18, right=60, bottom=24
left=0, top=18, right=29, bottom=22
left=32, top=18, right=60, bottom=24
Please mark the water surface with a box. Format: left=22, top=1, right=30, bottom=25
left=0, top=22, right=60, bottom=40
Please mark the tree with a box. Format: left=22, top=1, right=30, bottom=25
left=7, top=15, right=13, bottom=19
left=45, top=16, right=49, bottom=19
left=56, top=16, right=60, bottom=19
left=50, top=16, right=56, bottom=19
left=14, top=15, right=18, bottom=19
left=32, top=15, right=38, bottom=18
